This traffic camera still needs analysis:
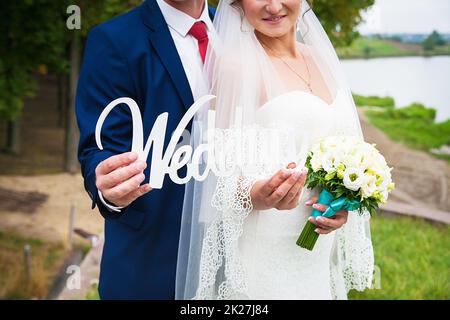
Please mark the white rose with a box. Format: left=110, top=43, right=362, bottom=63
left=358, top=143, right=376, bottom=166
left=343, top=167, right=365, bottom=191
left=361, top=174, right=377, bottom=198
left=321, top=150, right=342, bottom=173
left=342, top=152, right=363, bottom=170
left=376, top=166, right=392, bottom=184
left=372, top=148, right=388, bottom=167
left=310, top=152, right=323, bottom=172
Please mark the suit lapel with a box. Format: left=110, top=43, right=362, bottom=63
left=140, top=0, right=194, bottom=110
left=208, top=5, right=216, bottom=21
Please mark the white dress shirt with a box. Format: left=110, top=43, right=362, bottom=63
left=157, top=0, right=214, bottom=100
left=100, top=0, right=214, bottom=212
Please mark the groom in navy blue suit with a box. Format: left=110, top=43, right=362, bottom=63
left=76, top=0, right=214, bottom=299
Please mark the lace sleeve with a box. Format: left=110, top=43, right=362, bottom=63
left=212, top=175, right=256, bottom=216
left=330, top=208, right=374, bottom=299
left=193, top=174, right=256, bottom=300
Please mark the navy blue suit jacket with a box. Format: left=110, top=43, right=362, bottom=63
left=76, top=0, right=214, bottom=299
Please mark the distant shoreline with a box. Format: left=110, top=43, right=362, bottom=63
left=337, top=37, right=450, bottom=60
left=339, top=52, right=450, bottom=60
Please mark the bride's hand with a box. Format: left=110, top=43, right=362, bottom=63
left=305, top=197, right=349, bottom=234
left=250, top=163, right=307, bottom=211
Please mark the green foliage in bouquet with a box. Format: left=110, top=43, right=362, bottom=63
left=304, top=153, right=379, bottom=216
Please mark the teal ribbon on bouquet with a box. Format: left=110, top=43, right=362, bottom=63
left=297, top=188, right=361, bottom=250
left=311, top=189, right=361, bottom=218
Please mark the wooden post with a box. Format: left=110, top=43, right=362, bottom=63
left=6, top=117, right=21, bottom=154
left=68, top=204, right=75, bottom=248
left=64, top=32, right=80, bottom=173
left=23, top=244, right=32, bottom=286
left=57, top=74, right=66, bottom=128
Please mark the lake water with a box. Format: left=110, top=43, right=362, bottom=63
left=341, top=56, right=450, bottom=123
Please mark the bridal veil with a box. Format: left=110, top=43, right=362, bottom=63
left=176, top=0, right=374, bottom=299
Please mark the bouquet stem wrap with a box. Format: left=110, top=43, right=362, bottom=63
left=296, top=189, right=360, bottom=250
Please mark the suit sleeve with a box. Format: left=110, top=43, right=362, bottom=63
left=76, top=26, right=137, bottom=219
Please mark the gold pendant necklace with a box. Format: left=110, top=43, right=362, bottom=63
left=260, top=40, right=313, bottom=93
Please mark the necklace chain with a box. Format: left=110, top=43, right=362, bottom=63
left=260, top=40, right=313, bottom=93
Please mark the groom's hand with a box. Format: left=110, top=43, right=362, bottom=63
left=95, top=152, right=152, bottom=207
left=305, top=197, right=349, bottom=234
left=250, top=163, right=307, bottom=211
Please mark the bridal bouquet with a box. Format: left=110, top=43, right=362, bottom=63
left=296, top=135, right=395, bottom=250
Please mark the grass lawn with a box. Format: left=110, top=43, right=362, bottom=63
left=349, top=95, right=449, bottom=297
left=433, top=43, right=450, bottom=55
left=85, top=216, right=449, bottom=300
left=352, top=93, right=450, bottom=163
left=365, top=109, right=450, bottom=163
left=349, top=214, right=449, bottom=299
left=86, top=283, right=100, bottom=300
left=337, top=37, right=412, bottom=59
left=0, top=230, right=68, bottom=299
left=353, top=94, right=395, bottom=108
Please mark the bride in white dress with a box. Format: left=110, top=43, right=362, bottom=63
left=176, top=0, right=374, bottom=300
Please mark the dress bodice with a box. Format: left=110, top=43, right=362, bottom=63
left=254, top=90, right=343, bottom=170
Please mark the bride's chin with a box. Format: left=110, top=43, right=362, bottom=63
left=257, top=28, right=291, bottom=39
left=254, top=22, right=293, bottom=38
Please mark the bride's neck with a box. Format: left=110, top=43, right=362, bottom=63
left=256, top=28, right=298, bottom=58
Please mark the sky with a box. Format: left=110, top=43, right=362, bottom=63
left=358, top=0, right=450, bottom=34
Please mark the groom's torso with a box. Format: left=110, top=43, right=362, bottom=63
left=90, top=0, right=211, bottom=299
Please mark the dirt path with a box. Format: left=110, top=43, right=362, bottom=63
left=0, top=173, right=103, bottom=243
left=358, top=108, right=450, bottom=212
left=0, top=74, right=103, bottom=243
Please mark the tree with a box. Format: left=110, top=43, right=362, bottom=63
left=0, top=0, right=139, bottom=166
left=308, top=0, right=375, bottom=46
left=422, top=30, right=446, bottom=51
left=0, top=1, right=67, bottom=154
left=363, top=46, right=371, bottom=59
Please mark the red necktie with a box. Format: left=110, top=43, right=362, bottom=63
left=188, top=21, right=209, bottom=63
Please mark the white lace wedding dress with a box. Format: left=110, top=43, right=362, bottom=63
left=238, top=90, right=340, bottom=299
left=189, top=90, right=374, bottom=300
